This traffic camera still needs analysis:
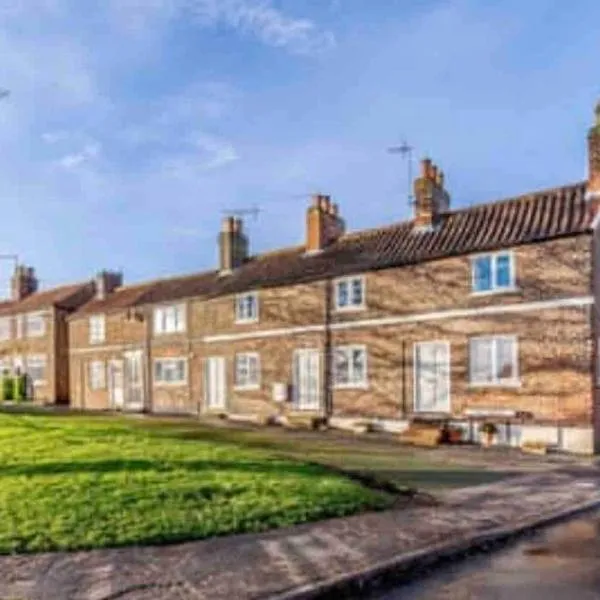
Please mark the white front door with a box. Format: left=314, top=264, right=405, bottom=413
left=123, top=350, right=145, bottom=411
left=293, top=349, right=321, bottom=411
left=414, top=341, right=450, bottom=413
left=205, top=356, right=226, bottom=410
left=108, top=359, right=124, bottom=410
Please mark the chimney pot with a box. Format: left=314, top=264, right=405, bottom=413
left=421, top=158, right=432, bottom=178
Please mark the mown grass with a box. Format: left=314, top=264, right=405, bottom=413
left=0, top=414, right=390, bottom=554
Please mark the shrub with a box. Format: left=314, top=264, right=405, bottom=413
left=1, top=376, right=13, bottom=401
left=481, top=422, right=498, bottom=435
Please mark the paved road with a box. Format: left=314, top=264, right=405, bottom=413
left=378, top=509, right=600, bottom=599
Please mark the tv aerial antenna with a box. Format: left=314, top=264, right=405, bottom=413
left=387, top=140, right=414, bottom=207
left=220, top=204, right=262, bottom=221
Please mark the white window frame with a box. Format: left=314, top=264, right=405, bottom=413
left=333, top=345, right=368, bottom=389
left=153, top=303, right=186, bottom=335
left=334, top=275, right=366, bottom=312
left=0, top=357, right=11, bottom=376
left=153, top=357, right=188, bottom=386
left=235, top=292, right=259, bottom=324
left=88, top=360, right=106, bottom=391
left=468, top=335, right=520, bottom=387
left=470, top=251, right=516, bottom=295
left=25, top=312, right=45, bottom=338
left=234, top=352, right=261, bottom=390
left=0, top=317, right=11, bottom=341
left=89, top=315, right=106, bottom=344
left=26, top=354, right=46, bottom=385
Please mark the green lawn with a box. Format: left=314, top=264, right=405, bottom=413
left=0, top=414, right=390, bottom=554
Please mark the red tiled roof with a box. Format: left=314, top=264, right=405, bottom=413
left=72, top=180, right=592, bottom=317
left=0, top=281, right=94, bottom=316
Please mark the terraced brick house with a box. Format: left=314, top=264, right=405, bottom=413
left=0, top=265, right=95, bottom=405
left=66, top=101, right=600, bottom=454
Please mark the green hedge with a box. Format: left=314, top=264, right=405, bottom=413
left=1, top=375, right=28, bottom=402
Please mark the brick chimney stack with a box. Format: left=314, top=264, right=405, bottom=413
left=11, top=265, right=38, bottom=301
left=413, top=157, right=451, bottom=229
left=95, top=270, right=123, bottom=300
left=219, top=216, right=249, bottom=274
left=305, top=194, right=345, bottom=253
left=587, top=100, right=600, bottom=203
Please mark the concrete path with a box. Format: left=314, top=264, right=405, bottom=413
left=2, top=467, right=600, bottom=600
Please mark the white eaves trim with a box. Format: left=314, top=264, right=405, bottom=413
left=201, top=296, right=593, bottom=343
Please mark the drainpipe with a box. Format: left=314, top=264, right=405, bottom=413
left=401, top=339, right=407, bottom=417
left=323, top=276, right=333, bottom=419
left=144, top=306, right=153, bottom=413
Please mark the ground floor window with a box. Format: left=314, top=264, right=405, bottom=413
left=26, top=355, right=46, bottom=384
left=154, top=358, right=187, bottom=385
left=234, top=353, right=260, bottom=389
left=333, top=345, right=368, bottom=388
left=89, top=360, right=106, bottom=390
left=469, top=335, right=519, bottom=386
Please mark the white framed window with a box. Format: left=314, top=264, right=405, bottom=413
left=89, top=315, right=105, bottom=344
left=88, top=360, right=106, bottom=390
left=154, top=357, right=187, bottom=385
left=15, top=315, right=23, bottom=339
left=26, top=354, right=46, bottom=384
left=469, top=335, right=519, bottom=386
left=334, top=276, right=365, bottom=311
left=25, top=312, right=45, bottom=338
left=471, top=251, right=515, bottom=294
left=234, top=352, right=260, bottom=389
left=153, top=304, right=186, bottom=335
left=333, top=345, right=368, bottom=388
left=235, top=292, right=259, bottom=323
left=0, top=317, right=10, bottom=341
left=0, top=357, right=11, bottom=375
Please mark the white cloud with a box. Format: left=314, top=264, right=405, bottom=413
left=57, top=141, right=101, bottom=170
left=108, top=0, right=335, bottom=55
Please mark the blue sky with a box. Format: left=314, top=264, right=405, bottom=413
left=0, top=0, right=598, bottom=294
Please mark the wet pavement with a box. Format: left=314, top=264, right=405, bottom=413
left=378, top=509, right=600, bottom=600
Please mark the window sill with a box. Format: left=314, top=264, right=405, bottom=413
left=334, top=382, right=369, bottom=391
left=89, top=339, right=106, bottom=345
left=154, top=381, right=187, bottom=387
left=33, top=381, right=46, bottom=387
left=334, top=305, right=366, bottom=313
left=470, top=287, right=521, bottom=297
left=154, top=330, right=187, bottom=336
left=235, top=319, right=259, bottom=325
left=468, top=380, right=521, bottom=389
left=234, top=384, right=261, bottom=392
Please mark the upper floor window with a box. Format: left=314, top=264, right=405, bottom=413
left=333, top=345, right=368, bottom=388
left=154, top=304, right=186, bottom=335
left=471, top=251, right=515, bottom=293
left=89, top=315, right=105, bottom=344
left=234, top=352, right=260, bottom=389
left=0, top=317, right=10, bottom=341
left=235, top=292, right=258, bottom=323
left=26, top=354, right=46, bottom=384
left=469, top=335, right=519, bottom=386
left=25, top=312, right=45, bottom=338
left=88, top=360, right=106, bottom=390
left=335, top=276, right=365, bottom=311
left=154, top=357, right=187, bottom=385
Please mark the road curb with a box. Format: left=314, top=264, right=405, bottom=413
left=267, top=496, right=600, bottom=600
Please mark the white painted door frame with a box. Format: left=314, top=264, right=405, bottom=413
left=205, top=356, right=226, bottom=410
left=413, top=341, right=451, bottom=413
left=292, top=349, right=321, bottom=411
left=108, top=359, right=124, bottom=410
left=123, top=350, right=145, bottom=412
